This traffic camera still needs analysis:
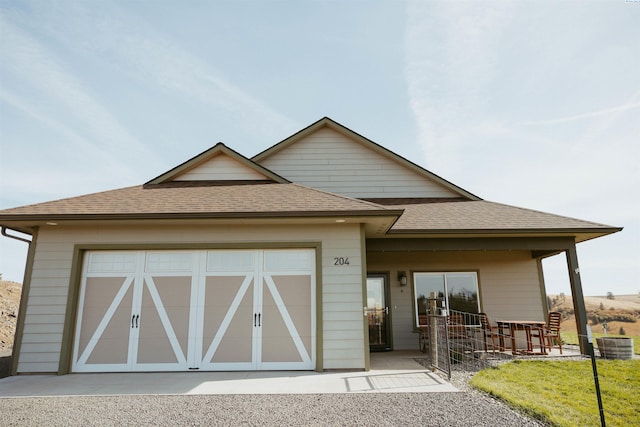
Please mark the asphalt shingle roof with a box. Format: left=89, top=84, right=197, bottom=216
left=388, top=200, right=617, bottom=233
left=0, top=183, right=397, bottom=219
left=0, top=185, right=619, bottom=239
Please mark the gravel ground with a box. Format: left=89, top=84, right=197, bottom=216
left=0, top=368, right=544, bottom=427
left=0, top=355, right=548, bottom=426
left=0, top=391, right=543, bottom=427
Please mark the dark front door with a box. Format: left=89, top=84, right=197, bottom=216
left=366, top=275, right=391, bottom=351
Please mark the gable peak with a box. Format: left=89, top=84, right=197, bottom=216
left=252, top=117, right=480, bottom=200
left=145, top=142, right=289, bottom=186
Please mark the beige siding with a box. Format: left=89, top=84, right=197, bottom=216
left=367, top=251, right=545, bottom=351
left=175, top=154, right=267, bottom=181
left=18, top=223, right=366, bottom=372
left=258, top=127, right=460, bottom=198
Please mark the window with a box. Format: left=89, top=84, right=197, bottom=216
left=414, top=272, right=479, bottom=326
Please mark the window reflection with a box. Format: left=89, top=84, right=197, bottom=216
left=413, top=272, right=479, bottom=326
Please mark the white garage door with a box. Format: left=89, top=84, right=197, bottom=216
left=72, top=249, right=315, bottom=372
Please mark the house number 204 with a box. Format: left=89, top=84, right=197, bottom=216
left=334, top=257, right=350, bottom=266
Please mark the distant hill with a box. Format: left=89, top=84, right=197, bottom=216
left=0, top=280, right=22, bottom=356
left=548, top=294, right=640, bottom=336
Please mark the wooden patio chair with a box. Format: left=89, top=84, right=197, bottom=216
left=544, top=311, right=563, bottom=354
left=479, top=313, right=500, bottom=352
left=527, top=311, right=562, bottom=354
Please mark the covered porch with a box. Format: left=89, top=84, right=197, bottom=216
left=364, top=236, right=593, bottom=360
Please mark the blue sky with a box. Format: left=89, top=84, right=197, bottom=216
left=0, top=0, right=638, bottom=296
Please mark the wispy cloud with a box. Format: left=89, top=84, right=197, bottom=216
left=404, top=1, right=639, bottom=196
left=404, top=1, right=514, bottom=174
left=22, top=0, right=296, bottom=136
left=0, top=86, right=132, bottom=177
left=520, top=100, right=640, bottom=126
left=0, top=14, right=159, bottom=166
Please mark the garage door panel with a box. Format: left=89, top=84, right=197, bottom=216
left=77, top=277, right=129, bottom=359
left=86, top=336, right=129, bottom=365
left=262, top=337, right=303, bottom=363
left=135, top=276, right=190, bottom=368
left=264, top=249, right=314, bottom=271
left=74, top=249, right=315, bottom=372
left=152, top=277, right=191, bottom=358
left=137, top=283, right=177, bottom=364
left=202, top=275, right=252, bottom=363
left=270, top=275, right=312, bottom=357
left=210, top=294, right=254, bottom=364
left=207, top=276, right=254, bottom=365
left=136, top=338, right=178, bottom=364
left=145, top=251, right=194, bottom=273
left=285, top=307, right=312, bottom=358
left=80, top=282, right=133, bottom=365
left=207, top=250, right=255, bottom=272
left=202, top=276, right=247, bottom=341
left=211, top=337, right=253, bottom=363
left=261, top=287, right=302, bottom=363
left=78, top=277, right=134, bottom=369
left=261, top=275, right=313, bottom=368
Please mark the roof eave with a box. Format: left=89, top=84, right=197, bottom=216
left=0, top=209, right=404, bottom=223
left=386, top=227, right=623, bottom=242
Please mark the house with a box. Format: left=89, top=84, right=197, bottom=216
left=0, top=117, right=621, bottom=375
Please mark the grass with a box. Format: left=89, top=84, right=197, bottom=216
left=561, top=332, right=640, bottom=355
left=471, top=359, right=640, bottom=427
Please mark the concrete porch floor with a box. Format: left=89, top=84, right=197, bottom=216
left=0, top=351, right=459, bottom=397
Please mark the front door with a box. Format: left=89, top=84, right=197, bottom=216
left=366, top=275, right=391, bottom=351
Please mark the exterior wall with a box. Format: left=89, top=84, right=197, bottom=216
left=17, top=223, right=366, bottom=373
left=176, top=155, right=267, bottom=181
left=366, top=250, right=545, bottom=350
left=258, top=127, right=460, bottom=198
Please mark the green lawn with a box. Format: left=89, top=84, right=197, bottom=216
left=471, top=359, right=640, bottom=427
left=561, top=332, right=640, bottom=355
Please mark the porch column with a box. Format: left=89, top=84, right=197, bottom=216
left=565, top=243, right=589, bottom=355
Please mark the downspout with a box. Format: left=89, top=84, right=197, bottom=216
left=1, top=227, right=32, bottom=244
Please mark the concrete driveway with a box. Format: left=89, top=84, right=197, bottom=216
left=0, top=351, right=458, bottom=397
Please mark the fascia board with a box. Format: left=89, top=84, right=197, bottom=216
left=0, top=209, right=405, bottom=222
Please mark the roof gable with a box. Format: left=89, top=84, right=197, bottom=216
left=146, top=143, right=289, bottom=185
left=252, top=117, right=480, bottom=200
